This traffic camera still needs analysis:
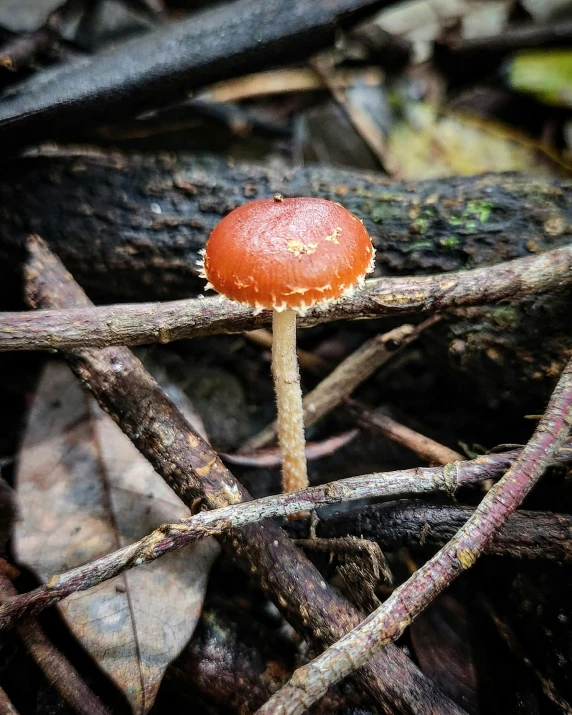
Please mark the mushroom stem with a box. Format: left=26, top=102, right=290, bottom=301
left=272, top=308, right=308, bottom=492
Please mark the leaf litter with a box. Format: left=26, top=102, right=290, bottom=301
left=14, top=361, right=219, bottom=714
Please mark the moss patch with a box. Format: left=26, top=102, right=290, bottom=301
left=439, top=235, right=460, bottom=249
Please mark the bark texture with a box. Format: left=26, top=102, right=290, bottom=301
left=258, top=354, right=572, bottom=714
left=1, top=150, right=570, bottom=403
left=1, top=152, right=571, bottom=299
left=4, top=443, right=572, bottom=632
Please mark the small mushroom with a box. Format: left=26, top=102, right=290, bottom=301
left=202, top=195, right=374, bottom=493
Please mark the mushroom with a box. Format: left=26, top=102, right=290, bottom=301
left=201, top=195, right=374, bottom=493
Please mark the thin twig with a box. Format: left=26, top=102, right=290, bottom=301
left=438, top=18, right=572, bottom=56
left=195, top=66, right=385, bottom=104
left=222, top=429, right=359, bottom=467
left=23, top=236, right=460, bottom=715
left=1, top=244, right=570, bottom=352
left=256, top=356, right=572, bottom=715
left=0, top=563, right=110, bottom=715
left=242, top=317, right=439, bottom=451
left=348, top=399, right=464, bottom=465
left=244, top=317, right=455, bottom=462
left=2, top=443, right=571, bottom=631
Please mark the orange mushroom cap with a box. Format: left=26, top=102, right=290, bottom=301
left=202, top=196, right=375, bottom=313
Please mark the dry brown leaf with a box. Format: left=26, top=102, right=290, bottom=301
left=14, top=361, right=219, bottom=714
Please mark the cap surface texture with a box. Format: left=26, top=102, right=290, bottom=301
left=203, top=197, right=374, bottom=312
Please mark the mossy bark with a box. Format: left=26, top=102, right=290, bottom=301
left=0, top=150, right=570, bottom=404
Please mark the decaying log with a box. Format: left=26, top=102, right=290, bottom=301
left=2, top=151, right=572, bottom=300
left=0, top=150, right=570, bottom=403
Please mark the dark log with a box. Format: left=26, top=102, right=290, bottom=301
left=2, top=150, right=571, bottom=299
left=0, top=0, right=391, bottom=148
left=2, top=150, right=572, bottom=298
left=1, top=150, right=570, bottom=403
left=317, top=501, right=572, bottom=561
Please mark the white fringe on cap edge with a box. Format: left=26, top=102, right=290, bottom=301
left=197, top=246, right=376, bottom=317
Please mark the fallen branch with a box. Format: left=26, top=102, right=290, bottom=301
left=2, top=442, right=571, bottom=631
left=348, top=400, right=464, bottom=465
left=23, top=236, right=460, bottom=715
left=222, top=429, right=360, bottom=468
left=318, top=500, right=572, bottom=561
left=257, top=355, right=572, bottom=715
left=243, top=317, right=463, bottom=463
left=0, top=0, right=389, bottom=147
left=2, top=151, right=569, bottom=401
left=2, top=245, right=571, bottom=352
left=310, top=54, right=398, bottom=174
left=436, top=17, right=572, bottom=78
left=195, top=67, right=385, bottom=105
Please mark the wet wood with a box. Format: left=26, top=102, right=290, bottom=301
left=2, top=151, right=571, bottom=301
left=1, top=150, right=570, bottom=404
